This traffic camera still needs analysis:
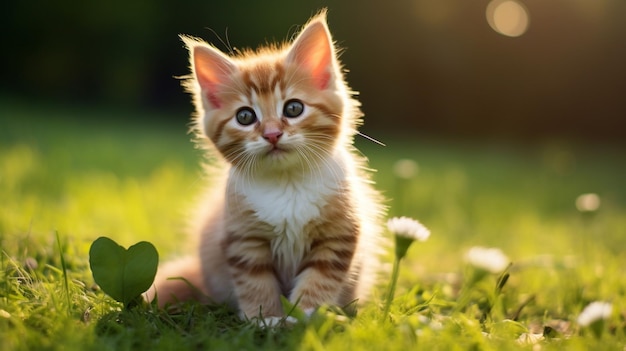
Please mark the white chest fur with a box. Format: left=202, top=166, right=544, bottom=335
left=229, top=155, right=346, bottom=274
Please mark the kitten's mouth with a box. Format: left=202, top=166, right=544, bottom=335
left=267, top=146, right=286, bottom=155
left=265, top=145, right=290, bottom=158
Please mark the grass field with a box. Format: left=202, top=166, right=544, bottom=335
left=1, top=99, right=625, bottom=350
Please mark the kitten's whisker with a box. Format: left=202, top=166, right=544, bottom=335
left=295, top=147, right=308, bottom=174
left=356, top=132, right=386, bottom=146
left=297, top=143, right=343, bottom=189
left=295, top=145, right=319, bottom=177
left=205, top=27, right=235, bottom=55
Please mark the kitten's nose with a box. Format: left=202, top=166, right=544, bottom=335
left=263, top=130, right=283, bottom=145
left=262, top=123, right=283, bottom=145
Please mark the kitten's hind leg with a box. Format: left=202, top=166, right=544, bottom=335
left=144, top=256, right=209, bottom=308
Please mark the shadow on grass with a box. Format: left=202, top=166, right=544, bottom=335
left=93, top=302, right=307, bottom=350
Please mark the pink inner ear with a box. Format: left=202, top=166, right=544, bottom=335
left=205, top=88, right=222, bottom=109
left=315, top=71, right=331, bottom=90
left=193, top=45, right=234, bottom=108
left=288, top=20, right=334, bottom=90
left=306, top=38, right=332, bottom=89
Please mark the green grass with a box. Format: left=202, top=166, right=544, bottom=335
left=1, top=99, right=625, bottom=350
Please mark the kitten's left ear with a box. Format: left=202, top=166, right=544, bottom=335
left=286, top=12, right=336, bottom=90
left=181, top=35, right=236, bottom=109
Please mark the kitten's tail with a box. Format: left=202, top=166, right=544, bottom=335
left=144, top=256, right=208, bottom=308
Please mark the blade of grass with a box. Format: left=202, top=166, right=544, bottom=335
left=55, top=230, right=72, bottom=315
left=1, top=250, right=7, bottom=304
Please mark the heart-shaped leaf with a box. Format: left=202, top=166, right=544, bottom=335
left=89, top=237, right=158, bottom=307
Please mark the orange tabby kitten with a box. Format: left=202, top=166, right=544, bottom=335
left=146, top=10, right=384, bottom=324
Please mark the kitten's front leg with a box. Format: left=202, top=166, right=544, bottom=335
left=223, top=233, right=283, bottom=320
left=290, top=223, right=358, bottom=314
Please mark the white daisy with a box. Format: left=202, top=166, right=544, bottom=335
left=387, top=216, right=430, bottom=242
left=465, top=246, right=509, bottom=273
left=383, top=216, right=431, bottom=320
left=577, top=301, right=612, bottom=326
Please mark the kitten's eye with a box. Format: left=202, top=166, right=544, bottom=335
left=283, top=99, right=304, bottom=118
left=235, top=107, right=257, bottom=126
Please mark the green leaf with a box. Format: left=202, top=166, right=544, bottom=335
left=490, top=319, right=528, bottom=339
left=89, top=237, right=158, bottom=307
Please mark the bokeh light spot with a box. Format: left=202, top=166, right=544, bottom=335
left=393, top=159, right=419, bottom=179
left=576, top=193, right=601, bottom=212
left=486, top=0, right=530, bottom=37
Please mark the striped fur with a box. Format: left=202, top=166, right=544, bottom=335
left=146, top=10, right=385, bottom=321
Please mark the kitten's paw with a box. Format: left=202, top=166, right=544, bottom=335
left=284, top=316, right=298, bottom=325
left=254, top=316, right=298, bottom=329
left=303, top=308, right=316, bottom=318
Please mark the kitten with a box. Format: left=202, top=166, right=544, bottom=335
left=146, top=10, right=385, bottom=324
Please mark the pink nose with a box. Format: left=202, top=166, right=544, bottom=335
left=263, top=131, right=283, bottom=145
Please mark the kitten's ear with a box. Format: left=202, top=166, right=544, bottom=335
left=182, top=36, right=236, bottom=108
left=286, top=12, right=336, bottom=90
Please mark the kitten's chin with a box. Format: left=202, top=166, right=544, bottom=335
left=264, top=147, right=293, bottom=162
left=259, top=147, right=302, bottom=171
left=266, top=147, right=286, bottom=157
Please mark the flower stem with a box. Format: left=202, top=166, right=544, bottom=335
left=383, top=256, right=401, bottom=321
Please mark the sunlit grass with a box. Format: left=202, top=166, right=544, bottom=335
left=1, top=99, right=625, bottom=350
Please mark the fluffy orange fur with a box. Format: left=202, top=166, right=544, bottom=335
left=145, top=10, right=385, bottom=322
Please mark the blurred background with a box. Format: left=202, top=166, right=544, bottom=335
left=1, top=1, right=625, bottom=319
left=2, top=0, right=625, bottom=142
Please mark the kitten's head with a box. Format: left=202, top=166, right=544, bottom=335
left=183, top=10, right=361, bottom=175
